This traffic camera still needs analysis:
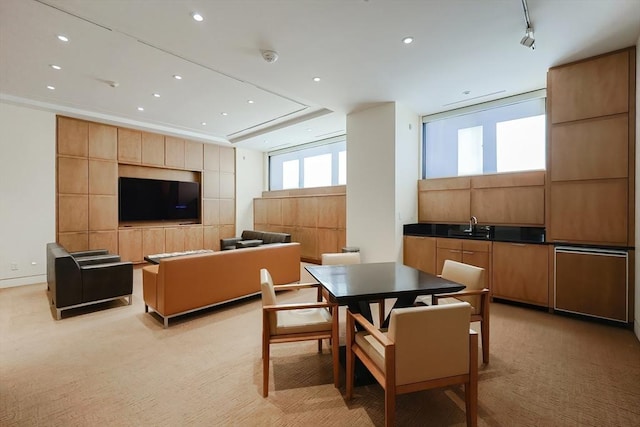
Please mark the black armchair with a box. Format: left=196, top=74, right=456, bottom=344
left=46, top=243, right=133, bottom=320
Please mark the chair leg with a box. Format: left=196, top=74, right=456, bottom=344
left=466, top=333, right=479, bottom=427
left=385, top=387, right=396, bottom=427
left=263, top=341, right=270, bottom=397
left=346, top=312, right=355, bottom=400
left=481, top=319, right=489, bottom=364
left=332, top=305, right=340, bottom=388
left=378, top=299, right=385, bottom=327
left=318, top=339, right=322, bottom=353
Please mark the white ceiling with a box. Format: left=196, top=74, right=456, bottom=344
left=1, top=0, right=639, bottom=152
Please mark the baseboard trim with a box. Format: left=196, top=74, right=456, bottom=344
left=0, top=275, right=46, bottom=289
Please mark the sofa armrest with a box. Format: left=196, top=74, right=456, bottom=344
left=76, top=254, right=121, bottom=266
left=80, top=262, right=133, bottom=303
left=220, top=237, right=242, bottom=250
left=142, top=265, right=159, bottom=311
left=70, top=249, right=109, bottom=258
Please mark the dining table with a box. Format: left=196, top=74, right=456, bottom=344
left=305, top=261, right=466, bottom=327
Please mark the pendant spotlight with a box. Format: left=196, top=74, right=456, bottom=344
left=519, top=0, right=535, bottom=50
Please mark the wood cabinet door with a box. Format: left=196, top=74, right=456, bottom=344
left=57, top=117, right=88, bottom=157
left=317, top=228, right=341, bottom=256
left=436, top=239, right=463, bottom=274
left=88, top=123, right=117, bottom=160
left=296, top=226, right=318, bottom=260
left=203, top=226, right=220, bottom=251
left=185, top=141, right=203, bottom=171
left=549, top=49, right=629, bottom=124
left=58, top=157, right=88, bottom=194
left=492, top=242, right=548, bottom=306
left=317, top=196, right=345, bottom=229
left=184, top=226, right=204, bottom=250
left=143, top=228, right=165, bottom=256
left=462, top=240, right=491, bottom=290
left=165, top=227, right=185, bottom=253
left=117, top=128, right=142, bottom=163
left=403, top=236, right=437, bottom=275
left=549, top=179, right=628, bottom=245
left=419, top=189, right=470, bottom=223
left=551, top=116, right=628, bottom=182
left=165, top=137, right=185, bottom=169
left=266, top=198, right=282, bottom=226
left=118, top=228, right=143, bottom=263
left=471, top=187, right=544, bottom=225
left=141, top=132, right=165, bottom=166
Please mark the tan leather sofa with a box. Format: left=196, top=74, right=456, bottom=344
left=142, top=242, right=301, bottom=327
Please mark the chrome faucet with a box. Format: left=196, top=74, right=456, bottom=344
left=464, top=216, right=478, bottom=233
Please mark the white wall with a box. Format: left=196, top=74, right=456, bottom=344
left=346, top=103, right=397, bottom=262
left=235, top=147, right=265, bottom=235
left=0, top=103, right=56, bottom=288
left=635, top=38, right=639, bottom=340
left=394, top=103, right=420, bottom=261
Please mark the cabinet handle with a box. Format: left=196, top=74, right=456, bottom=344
left=511, top=243, right=526, bottom=247
left=449, top=249, right=461, bottom=253
left=463, top=251, right=474, bottom=255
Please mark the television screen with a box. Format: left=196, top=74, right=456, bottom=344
left=118, top=177, right=200, bottom=222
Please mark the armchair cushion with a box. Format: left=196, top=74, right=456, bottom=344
left=276, top=309, right=333, bottom=334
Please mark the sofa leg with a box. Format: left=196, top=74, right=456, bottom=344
left=127, top=295, right=133, bottom=305
left=145, top=304, right=148, bottom=313
left=164, top=317, right=168, bottom=328
left=56, top=308, right=61, bottom=320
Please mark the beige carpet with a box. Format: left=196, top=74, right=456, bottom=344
left=1, top=266, right=639, bottom=426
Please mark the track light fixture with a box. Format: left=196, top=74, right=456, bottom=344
left=519, top=0, right=535, bottom=50
left=520, top=26, right=535, bottom=49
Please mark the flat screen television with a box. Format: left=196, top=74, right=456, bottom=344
left=118, top=177, right=200, bottom=222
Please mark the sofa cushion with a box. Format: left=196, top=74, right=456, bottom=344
left=236, top=239, right=263, bottom=248
left=241, top=230, right=265, bottom=241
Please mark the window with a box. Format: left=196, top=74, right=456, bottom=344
left=423, top=92, right=546, bottom=178
left=269, top=138, right=346, bottom=190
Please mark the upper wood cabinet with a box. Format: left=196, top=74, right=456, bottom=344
left=549, top=49, right=630, bottom=124
left=165, top=137, right=185, bottom=169
left=58, top=117, right=88, bottom=157
left=141, top=132, right=165, bottom=166
left=219, top=147, right=235, bottom=173
left=88, top=123, right=117, bottom=160
left=204, top=144, right=220, bottom=171
left=118, top=128, right=142, bottom=163
left=418, top=171, right=545, bottom=226
left=185, top=141, right=204, bottom=171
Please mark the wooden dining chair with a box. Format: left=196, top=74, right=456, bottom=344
left=432, top=260, right=490, bottom=364
left=260, top=268, right=339, bottom=397
left=321, top=252, right=386, bottom=327
left=346, top=302, right=478, bottom=427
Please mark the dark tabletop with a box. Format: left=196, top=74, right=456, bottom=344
left=305, top=262, right=465, bottom=304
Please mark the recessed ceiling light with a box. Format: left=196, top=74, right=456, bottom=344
left=137, top=107, right=144, bottom=111
left=57, top=35, right=69, bottom=42
left=462, top=90, right=471, bottom=95
left=247, top=100, right=254, bottom=104
left=173, top=75, right=182, bottom=80
left=402, top=36, right=414, bottom=44
left=46, top=85, right=55, bottom=90
left=306, top=129, right=312, bottom=132
left=201, top=122, right=207, bottom=126
left=312, top=77, right=321, bottom=82
left=153, top=93, right=161, bottom=98
left=221, top=112, right=228, bottom=116
left=50, top=64, right=61, bottom=70
left=191, top=12, right=204, bottom=22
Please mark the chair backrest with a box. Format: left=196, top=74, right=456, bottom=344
left=388, top=302, right=471, bottom=386
left=321, top=252, right=361, bottom=265
left=260, top=268, right=278, bottom=332
left=440, top=260, right=484, bottom=310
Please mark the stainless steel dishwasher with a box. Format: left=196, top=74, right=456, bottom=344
left=554, top=246, right=629, bottom=323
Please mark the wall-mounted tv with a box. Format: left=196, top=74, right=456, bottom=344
left=118, top=177, right=200, bottom=222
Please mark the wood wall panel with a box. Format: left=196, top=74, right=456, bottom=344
left=253, top=198, right=267, bottom=224
left=219, top=225, right=236, bottom=240
left=89, top=195, right=117, bottom=231
left=57, top=117, right=88, bottom=157
left=550, top=115, right=628, bottom=181
left=185, top=141, right=203, bottom=171
left=203, top=171, right=220, bottom=198
left=118, top=164, right=198, bottom=182
left=266, top=199, right=282, bottom=225
left=549, top=180, right=628, bottom=245
left=281, top=198, right=298, bottom=225
left=89, top=160, right=117, bottom=195
left=203, top=144, right=220, bottom=171
left=219, top=147, right=235, bottom=173
left=418, top=176, right=470, bottom=191
left=141, top=132, right=165, bottom=166
left=220, top=173, right=235, bottom=199
left=202, top=199, right=220, bottom=226
left=142, top=228, right=165, bottom=256
left=298, top=198, right=318, bottom=227
left=58, top=194, right=88, bottom=232
left=317, top=196, right=345, bottom=229
left=219, top=199, right=235, bottom=225
left=88, top=123, right=117, bottom=160
left=165, top=137, right=185, bottom=169
left=471, top=187, right=544, bottom=225
left=89, top=231, right=118, bottom=254
left=471, top=170, right=544, bottom=188
left=117, top=128, right=141, bottom=163
left=57, top=232, right=88, bottom=252
left=549, top=50, right=629, bottom=124
left=58, top=157, right=88, bottom=194
left=317, top=228, right=339, bottom=256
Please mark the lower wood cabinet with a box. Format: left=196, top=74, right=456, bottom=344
left=492, top=242, right=549, bottom=306
left=118, top=225, right=206, bottom=262
left=436, top=238, right=491, bottom=290
left=403, top=236, right=437, bottom=275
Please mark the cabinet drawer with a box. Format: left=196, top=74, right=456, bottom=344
left=436, top=238, right=462, bottom=250
left=462, top=240, right=490, bottom=253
